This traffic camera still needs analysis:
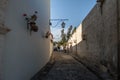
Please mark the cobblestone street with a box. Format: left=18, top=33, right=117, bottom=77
left=32, top=51, right=101, bottom=80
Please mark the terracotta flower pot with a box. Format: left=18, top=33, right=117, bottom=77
left=31, top=25, right=38, bottom=32
left=30, top=22, right=38, bottom=32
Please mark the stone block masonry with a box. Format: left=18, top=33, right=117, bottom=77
left=69, top=0, right=118, bottom=79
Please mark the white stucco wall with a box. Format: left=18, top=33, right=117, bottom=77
left=49, top=36, right=53, bottom=56
left=68, top=24, right=82, bottom=53
left=2, top=0, right=50, bottom=80
left=0, top=34, right=4, bottom=80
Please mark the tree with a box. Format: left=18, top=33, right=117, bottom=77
left=67, top=25, right=73, bottom=41
left=61, top=29, right=64, bottom=37
left=62, top=33, right=67, bottom=43
left=72, top=27, right=76, bottom=34
left=58, top=25, right=73, bottom=46
left=58, top=29, right=67, bottom=45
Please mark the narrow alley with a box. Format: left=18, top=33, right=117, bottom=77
left=32, top=52, right=101, bottom=80
left=0, top=0, right=119, bottom=80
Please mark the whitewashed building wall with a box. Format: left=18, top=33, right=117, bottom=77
left=0, top=0, right=51, bottom=80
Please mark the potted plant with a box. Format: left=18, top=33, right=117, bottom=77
left=23, top=11, right=38, bottom=35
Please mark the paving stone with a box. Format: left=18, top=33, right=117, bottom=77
left=38, top=52, right=101, bottom=80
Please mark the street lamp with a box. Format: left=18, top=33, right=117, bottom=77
left=61, top=21, right=65, bottom=28
left=49, top=19, right=68, bottom=28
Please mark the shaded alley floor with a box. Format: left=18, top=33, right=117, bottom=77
left=32, top=51, right=101, bottom=80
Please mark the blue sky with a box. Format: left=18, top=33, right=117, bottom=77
left=51, top=0, right=96, bottom=41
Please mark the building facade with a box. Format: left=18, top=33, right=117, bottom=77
left=0, top=0, right=52, bottom=80
left=68, top=0, right=119, bottom=78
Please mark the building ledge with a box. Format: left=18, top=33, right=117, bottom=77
left=0, top=24, right=11, bottom=34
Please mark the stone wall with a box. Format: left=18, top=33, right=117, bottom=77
left=68, top=24, right=82, bottom=54
left=69, top=0, right=118, bottom=77
left=118, top=0, right=120, bottom=77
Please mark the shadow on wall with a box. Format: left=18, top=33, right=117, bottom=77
left=68, top=0, right=118, bottom=78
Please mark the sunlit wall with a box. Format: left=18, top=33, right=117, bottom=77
left=2, top=0, right=50, bottom=80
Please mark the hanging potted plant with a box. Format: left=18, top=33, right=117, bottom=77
left=45, top=31, right=51, bottom=38
left=45, top=31, right=53, bottom=39
left=29, top=12, right=38, bottom=32
left=30, top=22, right=38, bottom=32
left=23, top=11, right=38, bottom=35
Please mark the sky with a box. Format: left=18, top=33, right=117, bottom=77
left=50, top=0, right=96, bottom=41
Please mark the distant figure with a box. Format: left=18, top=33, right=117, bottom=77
left=57, top=46, right=60, bottom=52
left=53, top=44, right=58, bottom=51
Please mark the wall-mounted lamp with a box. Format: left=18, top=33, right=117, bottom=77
left=23, top=11, right=38, bottom=35
left=97, top=0, right=105, bottom=14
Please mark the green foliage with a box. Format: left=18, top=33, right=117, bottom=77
left=72, top=27, right=76, bottom=34
left=53, top=41, right=58, bottom=46
left=59, top=25, right=73, bottom=46
left=61, top=29, right=64, bottom=37
left=67, top=25, right=73, bottom=41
